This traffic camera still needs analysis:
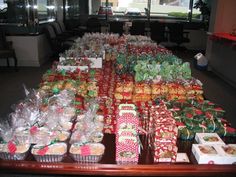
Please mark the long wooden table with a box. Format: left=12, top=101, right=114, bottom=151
left=0, top=134, right=236, bottom=176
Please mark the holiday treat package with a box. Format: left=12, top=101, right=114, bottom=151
left=218, top=144, right=236, bottom=164
left=69, top=143, right=105, bottom=163
left=192, top=143, right=236, bottom=164
left=31, top=142, right=67, bottom=162
left=149, top=102, right=178, bottom=163
left=59, top=56, right=103, bottom=69
left=57, top=58, right=90, bottom=72
left=0, top=143, right=30, bottom=161
left=153, top=143, right=178, bottom=163
left=116, top=104, right=140, bottom=164
left=195, top=133, right=225, bottom=145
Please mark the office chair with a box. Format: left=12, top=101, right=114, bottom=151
left=0, top=28, right=18, bottom=71
left=167, top=23, right=190, bottom=47
left=129, top=21, right=146, bottom=36
left=150, top=21, right=168, bottom=44
left=50, top=22, right=78, bottom=42
left=86, top=17, right=101, bottom=33
left=109, top=21, right=124, bottom=36
left=42, top=25, right=74, bottom=56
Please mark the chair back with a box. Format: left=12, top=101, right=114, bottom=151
left=150, top=21, right=167, bottom=43
left=167, top=23, right=189, bottom=45
left=57, top=21, right=66, bottom=32
left=129, top=21, right=146, bottom=35
left=0, top=28, right=7, bottom=49
left=43, top=25, right=57, bottom=40
left=109, top=21, right=124, bottom=36
left=87, top=17, right=101, bottom=33
left=51, top=22, right=63, bottom=35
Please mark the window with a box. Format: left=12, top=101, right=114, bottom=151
left=37, top=0, right=56, bottom=22
left=88, top=0, right=206, bottom=22
left=65, top=0, right=80, bottom=19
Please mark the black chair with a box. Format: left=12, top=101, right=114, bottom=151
left=109, top=21, right=124, bottom=36
left=86, top=17, right=101, bottom=33
left=167, top=23, right=190, bottom=47
left=0, top=28, right=18, bottom=71
left=150, top=21, right=168, bottom=44
left=42, top=25, right=74, bottom=56
left=129, top=21, right=146, bottom=36
left=57, top=21, right=85, bottom=37
left=51, top=22, right=79, bottom=41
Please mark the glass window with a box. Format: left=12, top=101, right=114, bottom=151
left=192, top=0, right=206, bottom=21
left=65, top=0, right=80, bottom=19
left=150, top=0, right=190, bottom=19
left=0, top=0, right=7, bottom=23
left=37, top=0, right=56, bottom=22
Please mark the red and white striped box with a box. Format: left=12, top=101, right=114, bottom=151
left=116, top=107, right=139, bottom=164
left=153, top=143, right=178, bottom=163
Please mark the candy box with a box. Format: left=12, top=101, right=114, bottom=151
left=153, top=144, right=178, bottom=163
left=195, top=133, right=225, bottom=145
left=116, top=109, right=139, bottom=164
left=192, top=144, right=222, bottom=164
left=59, top=56, right=103, bottom=68
left=216, top=144, right=236, bottom=164
left=57, top=65, right=88, bottom=72
left=154, top=124, right=178, bottom=144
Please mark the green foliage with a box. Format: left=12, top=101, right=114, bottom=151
left=168, top=12, right=201, bottom=19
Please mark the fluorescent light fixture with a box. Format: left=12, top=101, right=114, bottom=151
left=46, top=5, right=55, bottom=10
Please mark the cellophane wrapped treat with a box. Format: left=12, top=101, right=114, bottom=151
left=69, top=143, right=105, bottom=163
left=31, top=142, right=67, bottom=162
left=71, top=99, right=104, bottom=143
left=0, top=121, right=30, bottom=160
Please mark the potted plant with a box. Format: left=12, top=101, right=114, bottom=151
left=194, top=0, right=210, bottom=22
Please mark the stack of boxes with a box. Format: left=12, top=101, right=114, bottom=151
left=150, top=103, right=178, bottom=162
left=116, top=104, right=140, bottom=164
left=192, top=133, right=236, bottom=164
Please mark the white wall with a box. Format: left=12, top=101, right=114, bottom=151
left=1, top=34, right=52, bottom=67
left=210, top=0, right=236, bottom=33
left=206, top=0, right=236, bottom=63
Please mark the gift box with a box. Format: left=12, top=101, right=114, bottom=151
left=116, top=108, right=139, bottom=164
left=218, top=144, right=236, bottom=164
left=195, top=133, right=225, bottom=145
left=154, top=124, right=178, bottom=144
left=153, top=144, right=178, bottom=163
left=59, top=57, right=103, bottom=68
left=192, top=144, right=223, bottom=164
left=192, top=144, right=236, bottom=164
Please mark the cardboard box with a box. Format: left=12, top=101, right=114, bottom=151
left=217, top=144, right=236, bottom=164
left=195, top=133, right=225, bottom=145
left=59, top=57, right=102, bottom=68
left=57, top=65, right=88, bottom=72
left=192, top=144, right=223, bottom=164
